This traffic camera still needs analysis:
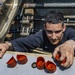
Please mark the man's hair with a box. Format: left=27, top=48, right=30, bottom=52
left=45, top=10, right=64, bottom=26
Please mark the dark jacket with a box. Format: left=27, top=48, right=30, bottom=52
left=10, top=28, right=75, bottom=52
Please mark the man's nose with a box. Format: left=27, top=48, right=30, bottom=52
left=52, top=33, right=56, bottom=39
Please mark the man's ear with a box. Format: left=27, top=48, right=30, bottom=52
left=63, top=24, right=66, bottom=32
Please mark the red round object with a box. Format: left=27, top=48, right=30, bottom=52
left=55, top=53, right=61, bottom=61
left=55, top=53, right=66, bottom=64
left=45, top=60, right=56, bottom=73
left=36, top=56, right=45, bottom=70
left=16, top=54, right=28, bottom=64
left=6, top=56, right=17, bottom=68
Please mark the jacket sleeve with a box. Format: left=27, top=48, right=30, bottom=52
left=66, top=28, right=75, bottom=41
left=10, top=31, right=43, bottom=52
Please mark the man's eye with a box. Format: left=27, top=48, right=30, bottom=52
left=46, top=30, right=53, bottom=34
left=55, top=30, right=62, bottom=34
left=46, top=30, right=62, bottom=34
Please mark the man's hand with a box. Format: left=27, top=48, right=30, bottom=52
left=53, top=40, right=75, bottom=68
left=0, top=42, right=12, bottom=58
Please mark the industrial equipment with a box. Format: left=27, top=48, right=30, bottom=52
left=1, top=0, right=75, bottom=42
left=0, top=0, right=21, bottom=42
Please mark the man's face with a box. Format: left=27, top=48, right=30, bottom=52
left=45, top=22, right=66, bottom=45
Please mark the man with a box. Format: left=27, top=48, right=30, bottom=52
left=0, top=10, right=75, bottom=68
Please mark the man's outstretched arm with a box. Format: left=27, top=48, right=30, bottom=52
left=0, top=42, right=12, bottom=58
left=53, top=40, right=75, bottom=68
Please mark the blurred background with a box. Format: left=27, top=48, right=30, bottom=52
left=0, top=0, right=75, bottom=42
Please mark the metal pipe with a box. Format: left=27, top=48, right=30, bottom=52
left=23, top=3, right=75, bottom=8
left=64, top=15, right=75, bottom=18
